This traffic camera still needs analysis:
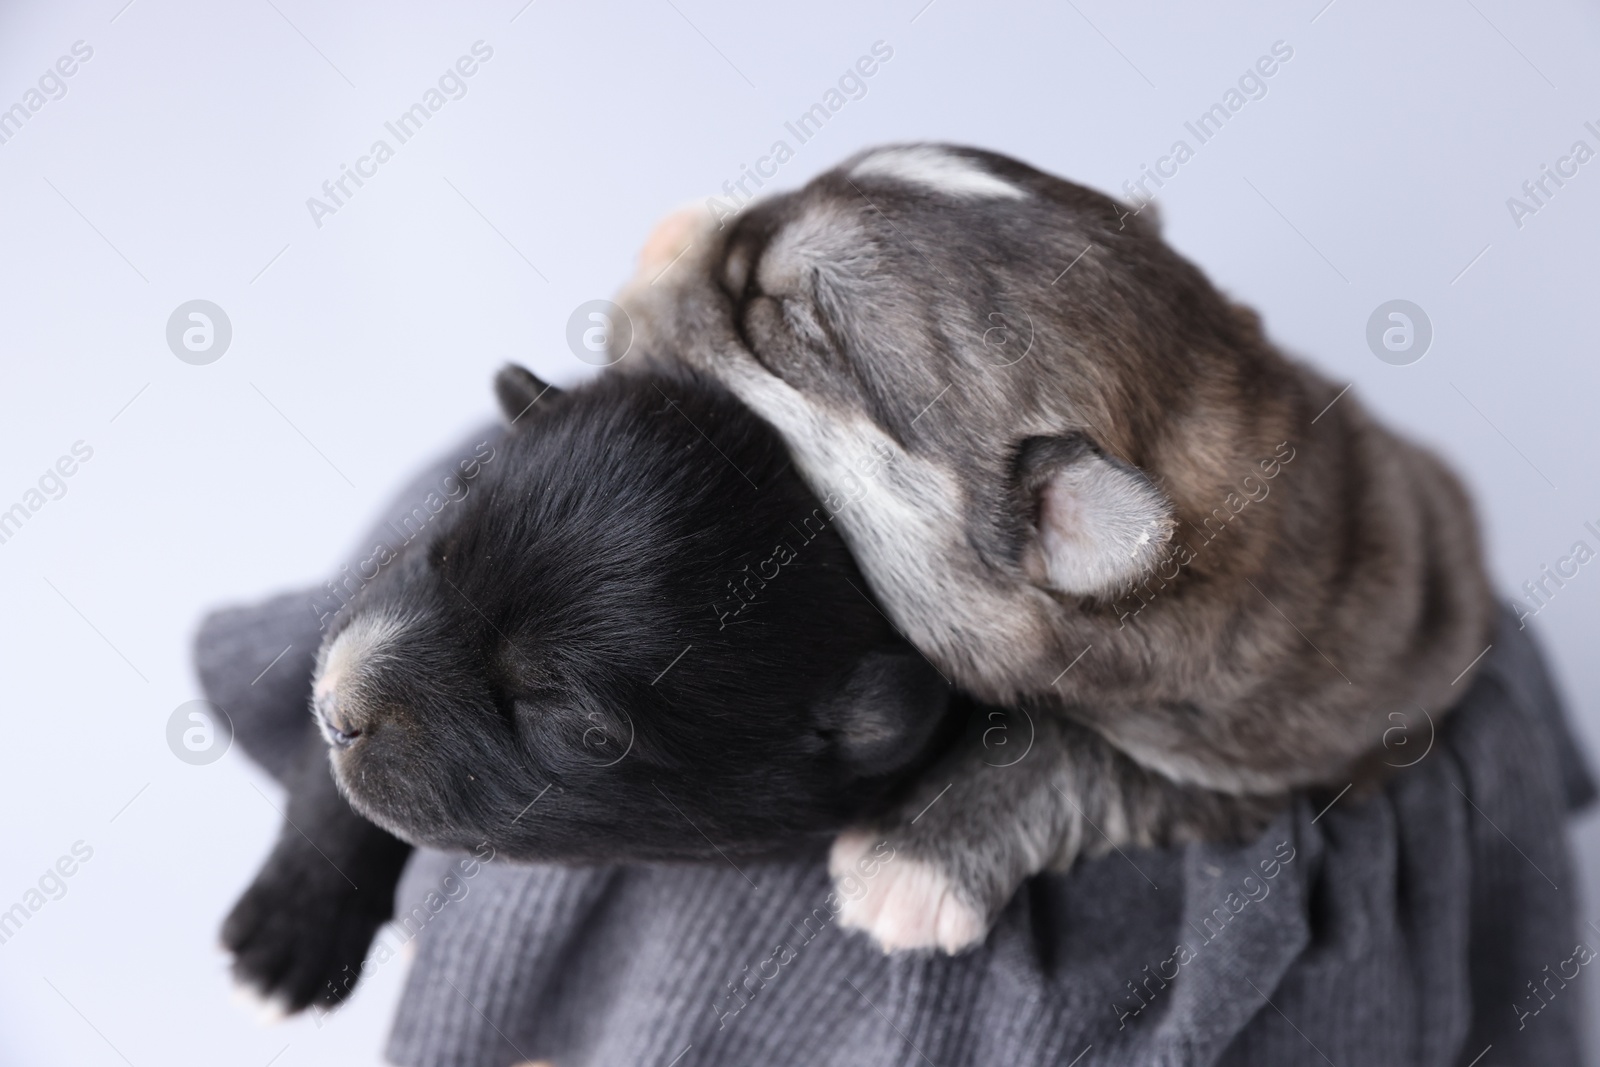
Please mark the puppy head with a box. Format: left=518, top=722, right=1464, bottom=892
left=312, top=366, right=949, bottom=862
left=617, top=144, right=1291, bottom=700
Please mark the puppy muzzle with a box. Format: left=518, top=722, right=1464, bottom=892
left=313, top=692, right=363, bottom=748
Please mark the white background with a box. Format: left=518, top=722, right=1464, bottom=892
left=0, top=1, right=1596, bottom=1063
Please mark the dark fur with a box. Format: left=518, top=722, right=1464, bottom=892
left=224, top=367, right=953, bottom=1009
left=613, top=144, right=1496, bottom=947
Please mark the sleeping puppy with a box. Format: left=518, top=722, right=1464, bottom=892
left=614, top=143, right=1495, bottom=951
left=222, top=364, right=952, bottom=1011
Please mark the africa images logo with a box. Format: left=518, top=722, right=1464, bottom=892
left=165, top=700, right=232, bottom=766
left=166, top=300, right=232, bottom=365
left=1365, top=300, right=1432, bottom=366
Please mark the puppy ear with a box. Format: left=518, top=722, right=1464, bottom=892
left=494, top=364, right=560, bottom=426
left=818, top=651, right=949, bottom=777
left=1015, top=435, right=1173, bottom=597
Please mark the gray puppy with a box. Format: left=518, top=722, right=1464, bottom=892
left=613, top=144, right=1494, bottom=951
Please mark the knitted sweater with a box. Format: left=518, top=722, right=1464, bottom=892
left=195, top=427, right=1594, bottom=1067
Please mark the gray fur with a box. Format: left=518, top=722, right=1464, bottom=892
left=613, top=144, right=1495, bottom=946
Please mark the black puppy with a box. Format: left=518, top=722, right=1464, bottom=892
left=223, top=365, right=950, bottom=1011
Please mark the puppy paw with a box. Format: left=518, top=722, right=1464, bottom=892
left=230, top=981, right=291, bottom=1025
left=828, top=831, right=989, bottom=954
left=222, top=854, right=389, bottom=1013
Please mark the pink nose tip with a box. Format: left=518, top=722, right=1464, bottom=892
left=315, top=693, right=363, bottom=748
left=636, top=205, right=701, bottom=278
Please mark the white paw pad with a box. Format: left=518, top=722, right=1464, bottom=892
left=828, top=831, right=988, bottom=954
left=230, top=981, right=290, bottom=1024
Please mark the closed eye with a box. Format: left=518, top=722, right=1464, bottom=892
left=717, top=211, right=781, bottom=306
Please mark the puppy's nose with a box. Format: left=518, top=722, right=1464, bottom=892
left=314, top=691, right=363, bottom=748
left=635, top=205, right=702, bottom=280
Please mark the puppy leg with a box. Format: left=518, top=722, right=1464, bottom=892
left=831, top=708, right=1280, bottom=953
left=223, top=728, right=413, bottom=1013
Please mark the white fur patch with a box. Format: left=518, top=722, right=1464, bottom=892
left=230, top=981, right=290, bottom=1024
left=830, top=832, right=987, bottom=953
left=758, top=204, right=871, bottom=292
left=714, top=357, right=1040, bottom=681
left=850, top=146, right=1028, bottom=201
left=313, top=611, right=409, bottom=705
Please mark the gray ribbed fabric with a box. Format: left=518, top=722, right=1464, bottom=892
left=195, top=428, right=1595, bottom=1067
